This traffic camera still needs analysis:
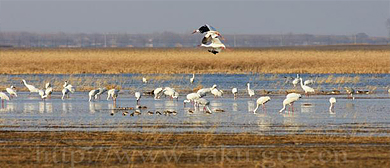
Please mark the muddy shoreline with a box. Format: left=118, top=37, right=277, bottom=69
left=0, top=131, right=389, bottom=167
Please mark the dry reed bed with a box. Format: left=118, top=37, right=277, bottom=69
left=0, top=47, right=389, bottom=74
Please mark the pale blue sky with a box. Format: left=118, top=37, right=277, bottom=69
left=1, top=0, right=389, bottom=37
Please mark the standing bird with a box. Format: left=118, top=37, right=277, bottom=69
left=89, top=89, right=99, bottom=102
left=211, top=88, right=223, bottom=98
left=292, top=74, right=300, bottom=87
left=6, top=86, right=17, bottom=98
left=247, top=83, right=255, bottom=98
left=21, top=80, right=39, bottom=94
left=107, top=89, right=120, bottom=102
left=329, top=97, right=336, bottom=111
left=190, top=74, right=195, bottom=84
left=300, top=78, right=315, bottom=96
left=279, top=93, right=302, bottom=113
left=163, top=87, right=178, bottom=99
left=135, top=92, right=141, bottom=104
left=304, top=79, right=315, bottom=86
left=38, top=89, right=48, bottom=100
left=95, top=87, right=107, bottom=100
left=253, top=96, right=271, bottom=114
left=232, top=88, right=238, bottom=100
left=194, top=98, right=212, bottom=113
left=0, top=92, right=10, bottom=107
left=197, top=85, right=217, bottom=97
left=142, top=77, right=148, bottom=84
left=61, top=81, right=75, bottom=100
left=344, top=87, right=355, bottom=99
left=184, top=93, right=201, bottom=106
left=153, top=87, right=163, bottom=99
left=45, top=83, right=53, bottom=98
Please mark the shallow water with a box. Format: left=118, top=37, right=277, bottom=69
left=1, top=73, right=390, bottom=136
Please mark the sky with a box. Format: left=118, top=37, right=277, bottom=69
left=0, top=0, right=389, bottom=37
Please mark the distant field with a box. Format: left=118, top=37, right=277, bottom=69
left=0, top=45, right=389, bottom=74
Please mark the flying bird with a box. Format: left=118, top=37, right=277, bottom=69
left=192, top=24, right=226, bottom=54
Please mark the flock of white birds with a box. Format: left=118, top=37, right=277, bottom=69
left=0, top=73, right=341, bottom=115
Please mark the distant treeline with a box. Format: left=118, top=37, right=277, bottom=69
left=0, top=32, right=388, bottom=48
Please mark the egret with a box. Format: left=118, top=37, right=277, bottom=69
left=247, top=83, right=255, bottom=98
left=300, top=78, right=315, bottom=96
left=21, top=80, right=39, bottom=93
left=253, top=96, right=271, bottom=114
left=279, top=93, right=301, bottom=113
left=107, top=89, right=120, bottom=102
left=292, top=74, right=300, bottom=87
left=6, top=86, right=17, bottom=98
left=190, top=74, right=195, bottom=84
left=135, top=92, right=141, bottom=104
left=232, top=88, right=238, bottom=99
left=329, top=97, right=336, bottom=111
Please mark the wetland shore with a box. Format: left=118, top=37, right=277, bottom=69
left=0, top=131, right=389, bottom=167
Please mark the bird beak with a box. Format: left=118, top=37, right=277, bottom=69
left=192, top=30, right=197, bottom=34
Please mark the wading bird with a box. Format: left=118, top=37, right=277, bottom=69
left=329, top=97, right=336, bottom=112
left=107, top=89, right=120, bottom=102
left=184, top=93, right=201, bottom=106
left=6, top=86, right=17, bottom=98
left=197, top=85, right=217, bottom=97
left=300, top=78, right=314, bottom=96
left=232, top=88, right=238, bottom=100
left=344, top=87, right=355, bottom=99
left=89, top=89, right=99, bottom=101
left=21, top=80, right=39, bottom=94
left=292, top=74, right=300, bottom=87
left=190, top=74, right=195, bottom=84
left=45, top=83, right=53, bottom=98
left=194, top=98, right=212, bottom=114
left=153, top=87, right=163, bottom=100
left=135, top=92, right=141, bottom=104
left=211, top=88, right=223, bottom=98
left=279, top=93, right=301, bottom=113
left=0, top=92, right=10, bottom=107
left=247, top=83, right=255, bottom=98
left=253, top=96, right=271, bottom=114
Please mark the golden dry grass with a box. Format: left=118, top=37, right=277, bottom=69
left=0, top=46, right=389, bottom=74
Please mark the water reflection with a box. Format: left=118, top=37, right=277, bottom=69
left=301, top=103, right=315, bottom=113
left=24, top=103, right=36, bottom=113
left=232, top=102, right=238, bottom=112
left=62, top=102, right=72, bottom=113
left=46, top=102, right=53, bottom=113
left=89, top=102, right=96, bottom=114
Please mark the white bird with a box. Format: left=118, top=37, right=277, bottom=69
left=211, top=88, right=223, bottom=98
left=329, top=97, right=336, bottom=111
left=253, top=96, right=271, bottom=114
left=61, top=88, right=70, bottom=100
left=193, top=24, right=226, bottom=54
left=194, top=98, right=212, bottom=113
left=0, top=92, right=10, bottom=106
left=304, top=79, right=315, bottom=86
left=142, top=77, right=148, bottom=84
left=247, top=83, right=255, bottom=98
left=344, top=87, right=355, bottom=99
left=38, top=89, right=48, bottom=100
left=45, top=83, right=53, bottom=98
left=232, top=88, right=238, bottom=99
left=292, top=74, right=300, bottom=87
left=163, top=87, right=178, bottom=99
left=21, top=80, right=39, bottom=93
left=300, top=78, right=315, bottom=96
left=279, top=93, right=302, bottom=113
left=153, top=87, right=163, bottom=99
left=63, top=81, right=75, bottom=93
left=107, top=89, right=120, bottom=101
left=89, top=89, right=99, bottom=102
left=95, top=87, right=107, bottom=100
left=190, top=74, right=195, bottom=84
left=197, top=84, right=217, bottom=97
left=135, top=92, right=141, bottom=104
left=6, top=86, right=17, bottom=98
left=184, top=93, right=201, bottom=106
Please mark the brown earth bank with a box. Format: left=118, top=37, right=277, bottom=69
left=0, top=131, right=389, bottom=167
left=0, top=45, right=389, bottom=74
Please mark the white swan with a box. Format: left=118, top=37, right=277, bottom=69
left=142, top=77, right=148, bottom=84
left=253, top=96, right=271, bottom=114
